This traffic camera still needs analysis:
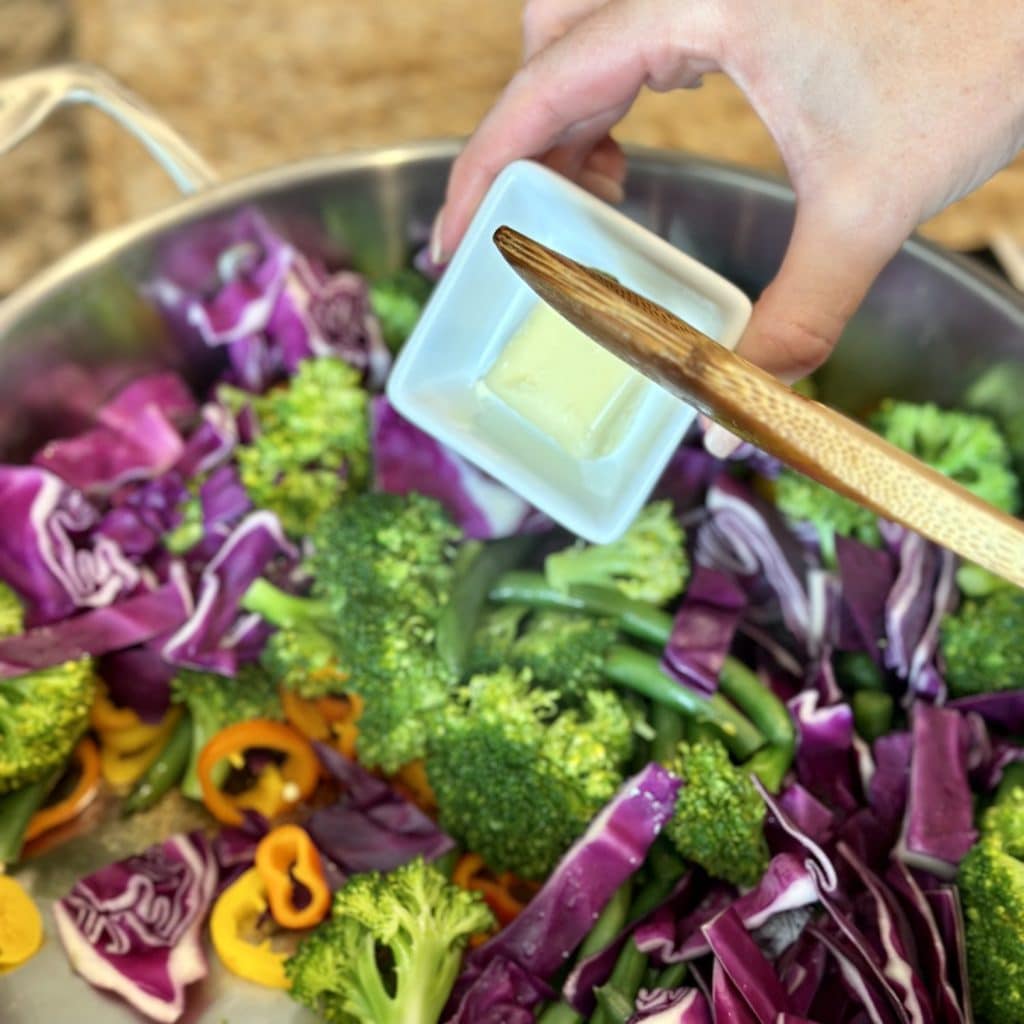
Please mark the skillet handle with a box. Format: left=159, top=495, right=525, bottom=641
left=0, top=62, right=217, bottom=195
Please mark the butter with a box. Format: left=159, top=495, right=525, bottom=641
left=481, top=301, right=644, bottom=459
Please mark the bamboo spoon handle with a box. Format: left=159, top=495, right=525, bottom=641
left=493, top=224, right=1024, bottom=587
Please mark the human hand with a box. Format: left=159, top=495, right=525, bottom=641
left=433, top=0, right=1024, bottom=396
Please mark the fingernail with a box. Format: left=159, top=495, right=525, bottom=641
left=703, top=423, right=743, bottom=460
left=578, top=170, right=625, bottom=205
left=430, top=208, right=447, bottom=265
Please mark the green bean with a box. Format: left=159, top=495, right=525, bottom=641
left=121, top=713, right=192, bottom=816
left=0, top=770, right=59, bottom=870
left=436, top=537, right=537, bottom=678
left=591, top=938, right=648, bottom=1024
left=654, top=962, right=689, bottom=989
left=650, top=703, right=686, bottom=764
left=853, top=690, right=894, bottom=744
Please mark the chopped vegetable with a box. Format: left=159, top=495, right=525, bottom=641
left=121, top=713, right=192, bottom=815
left=941, top=585, right=1024, bottom=697
left=210, top=867, right=290, bottom=989
left=0, top=875, right=44, bottom=971
left=23, top=736, right=101, bottom=843
left=196, top=718, right=319, bottom=826
left=255, top=824, right=331, bottom=930
left=285, top=856, right=493, bottom=1024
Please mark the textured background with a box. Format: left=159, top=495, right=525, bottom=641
left=2, top=0, right=1023, bottom=295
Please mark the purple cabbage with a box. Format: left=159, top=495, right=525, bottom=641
left=307, top=743, right=455, bottom=873
left=651, top=444, right=724, bottom=516
left=0, top=575, right=191, bottom=676
left=628, top=987, right=712, bottom=1023
left=711, top=959, right=761, bottom=1024
left=34, top=373, right=194, bottom=496
left=777, top=930, right=829, bottom=1017
left=371, top=396, right=547, bottom=539
left=834, top=536, right=894, bottom=661
left=99, top=645, right=178, bottom=723
left=788, top=691, right=860, bottom=812
left=950, top=689, right=1024, bottom=733
left=896, top=703, right=976, bottom=879
left=53, top=831, right=218, bottom=1023
left=210, top=811, right=270, bottom=895
left=176, top=402, right=238, bottom=478
left=161, top=511, right=295, bottom=673
left=444, top=956, right=552, bottom=1024
left=660, top=566, right=747, bottom=695
left=0, top=466, right=140, bottom=626
left=98, top=473, right=190, bottom=559
left=449, top=763, right=681, bottom=1018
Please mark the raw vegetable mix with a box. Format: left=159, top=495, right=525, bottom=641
left=2, top=205, right=1023, bottom=1024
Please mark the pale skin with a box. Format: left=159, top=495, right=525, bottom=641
left=431, top=0, right=1024, bottom=453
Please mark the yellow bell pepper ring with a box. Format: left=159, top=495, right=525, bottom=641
left=0, top=876, right=44, bottom=972
left=209, top=868, right=290, bottom=989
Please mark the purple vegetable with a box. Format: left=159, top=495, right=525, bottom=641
left=53, top=831, right=217, bottom=1023
left=711, top=958, right=761, bottom=1024
left=0, top=466, right=140, bottom=626
left=99, top=645, right=178, bottom=723
left=628, top=987, right=712, bottom=1024
left=661, top=566, right=747, bottom=695
left=162, top=511, right=295, bottom=673
left=453, top=763, right=680, bottom=1010
left=672, top=855, right=818, bottom=962
left=866, top=732, right=912, bottom=835
left=788, top=691, right=860, bottom=812
left=949, top=689, right=1024, bottom=733
left=834, top=536, right=894, bottom=661
left=211, top=812, right=270, bottom=895
left=776, top=785, right=835, bottom=847
left=703, top=906, right=792, bottom=1023
left=34, top=373, right=192, bottom=497
left=444, top=956, right=552, bottom=1024
left=651, top=444, right=724, bottom=515
left=695, top=478, right=823, bottom=654
left=805, top=924, right=896, bottom=1024
left=896, top=703, right=976, bottom=879
left=176, top=402, right=238, bottom=478
left=199, top=465, right=251, bottom=532
left=371, top=397, right=547, bottom=539
left=0, top=576, right=191, bottom=675
left=634, top=886, right=733, bottom=967
left=778, top=930, right=829, bottom=1017
left=923, top=886, right=971, bottom=1020
left=98, top=473, right=190, bottom=560
left=307, top=743, right=455, bottom=873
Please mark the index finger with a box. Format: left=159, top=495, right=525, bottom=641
left=435, top=0, right=724, bottom=260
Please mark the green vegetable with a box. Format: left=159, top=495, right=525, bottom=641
left=870, top=398, right=1020, bottom=514
left=852, top=690, right=894, bottom=743
left=223, top=355, right=371, bottom=537
left=243, top=491, right=463, bottom=771
left=0, top=582, right=25, bottom=637
left=121, top=712, right=193, bottom=815
left=369, top=268, right=433, bottom=352
left=0, top=657, right=96, bottom=796
left=285, top=856, right=493, bottom=1024
left=425, top=668, right=636, bottom=880
left=592, top=937, right=647, bottom=1024
left=940, top=586, right=1024, bottom=697
left=170, top=665, right=282, bottom=801
left=958, top=781, right=1024, bottom=1023
left=544, top=501, right=689, bottom=605
left=834, top=651, right=887, bottom=692
left=663, top=738, right=769, bottom=888
left=963, top=361, right=1024, bottom=479
left=0, top=770, right=58, bottom=869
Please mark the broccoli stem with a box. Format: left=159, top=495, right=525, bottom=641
left=436, top=536, right=538, bottom=679
left=603, top=645, right=764, bottom=761
left=852, top=690, right=894, bottom=744
left=653, top=961, right=689, bottom=989
left=0, top=769, right=59, bottom=869
left=489, top=572, right=674, bottom=647
left=240, top=577, right=329, bottom=628
left=718, top=657, right=795, bottom=790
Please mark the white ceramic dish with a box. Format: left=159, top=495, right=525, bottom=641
left=386, top=160, right=752, bottom=542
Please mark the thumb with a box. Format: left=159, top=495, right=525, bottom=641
left=702, top=200, right=905, bottom=458
left=734, top=201, right=904, bottom=383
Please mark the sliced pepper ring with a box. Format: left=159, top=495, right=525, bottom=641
left=24, top=737, right=101, bottom=845
left=255, top=824, right=331, bottom=930
left=197, top=719, right=319, bottom=826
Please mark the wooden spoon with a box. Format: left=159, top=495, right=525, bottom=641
left=492, top=224, right=1024, bottom=587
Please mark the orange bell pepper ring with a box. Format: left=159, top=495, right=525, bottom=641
left=254, top=824, right=331, bottom=930
left=197, top=719, right=319, bottom=826
left=24, top=737, right=101, bottom=845
left=452, top=853, right=536, bottom=927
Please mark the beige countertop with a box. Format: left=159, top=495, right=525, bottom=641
left=2, top=0, right=1023, bottom=295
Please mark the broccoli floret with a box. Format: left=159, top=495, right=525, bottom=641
left=940, top=587, right=1024, bottom=697
left=0, top=582, right=24, bottom=637
left=286, top=856, right=493, bottom=1024
left=242, top=491, right=462, bottom=772
left=470, top=606, right=619, bottom=702
left=662, top=738, right=769, bottom=888
left=958, top=784, right=1024, bottom=1023
left=544, top=501, right=689, bottom=606
left=426, top=668, right=635, bottom=880
left=774, top=469, right=881, bottom=565
left=964, top=361, right=1024, bottom=478
left=224, top=355, right=370, bottom=536
left=170, top=664, right=283, bottom=800
left=0, top=658, right=97, bottom=795
left=369, top=268, right=432, bottom=352
left=870, top=399, right=1020, bottom=514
